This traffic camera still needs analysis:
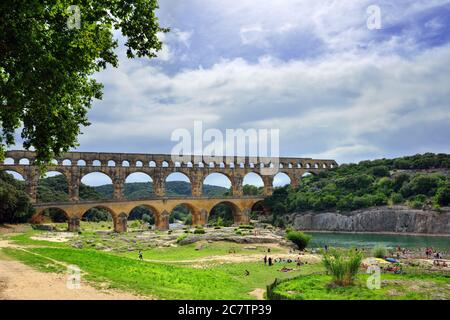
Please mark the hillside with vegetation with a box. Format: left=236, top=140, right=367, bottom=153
left=264, top=153, right=450, bottom=226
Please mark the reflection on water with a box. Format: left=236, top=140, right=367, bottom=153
left=307, top=232, right=450, bottom=250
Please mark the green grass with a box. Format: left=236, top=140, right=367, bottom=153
left=1, top=248, right=66, bottom=273
left=119, top=241, right=283, bottom=261
left=8, top=230, right=68, bottom=247
left=273, top=273, right=450, bottom=300
left=1, top=245, right=318, bottom=299
left=215, top=262, right=324, bottom=293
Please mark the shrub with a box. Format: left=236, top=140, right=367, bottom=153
left=130, top=220, right=140, bottom=229
left=238, top=224, right=254, bottom=229
left=409, top=194, right=427, bottom=209
left=391, top=193, right=404, bottom=204
left=193, top=228, right=205, bottom=234
left=322, top=248, right=363, bottom=286
left=371, top=245, right=387, bottom=258
left=369, top=165, right=390, bottom=177
left=176, top=234, right=187, bottom=243
left=235, top=230, right=243, bottom=235
left=435, top=183, right=450, bottom=206
left=286, top=231, right=311, bottom=250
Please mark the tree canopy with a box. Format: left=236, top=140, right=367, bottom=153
left=0, top=0, right=168, bottom=164
left=264, top=153, right=450, bottom=226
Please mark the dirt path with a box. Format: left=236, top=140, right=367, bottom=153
left=0, top=241, right=147, bottom=300
left=249, top=288, right=265, bottom=300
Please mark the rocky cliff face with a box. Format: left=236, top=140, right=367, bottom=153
left=287, top=206, right=450, bottom=234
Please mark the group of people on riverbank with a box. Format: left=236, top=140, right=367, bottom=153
left=262, top=247, right=309, bottom=269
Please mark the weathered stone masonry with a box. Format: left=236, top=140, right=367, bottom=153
left=1, top=150, right=337, bottom=232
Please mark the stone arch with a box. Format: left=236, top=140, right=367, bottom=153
left=19, top=158, right=30, bottom=165
left=242, top=172, right=264, bottom=195
left=3, top=157, right=15, bottom=165
left=77, top=159, right=86, bottom=166
left=37, top=170, right=70, bottom=203
left=165, top=172, right=192, bottom=196
left=81, top=172, right=113, bottom=199
left=81, top=205, right=116, bottom=231
left=32, top=206, right=70, bottom=224
left=302, top=171, right=316, bottom=177
left=107, top=160, right=116, bottom=167
left=92, top=160, right=102, bottom=166
left=124, top=172, right=154, bottom=199
left=0, top=169, right=25, bottom=181
left=208, top=200, right=242, bottom=226
left=273, top=172, right=291, bottom=187
left=203, top=172, right=232, bottom=196
left=62, top=159, right=72, bottom=166
left=168, top=202, right=198, bottom=228
left=250, top=200, right=267, bottom=217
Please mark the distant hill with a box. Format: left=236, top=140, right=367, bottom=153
left=265, top=152, right=450, bottom=227
left=93, top=180, right=229, bottom=199
left=37, top=175, right=229, bottom=202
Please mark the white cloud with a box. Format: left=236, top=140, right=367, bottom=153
left=81, top=38, right=450, bottom=165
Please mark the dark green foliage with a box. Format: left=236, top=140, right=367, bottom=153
left=169, top=205, right=190, bottom=223
left=193, top=228, right=205, bottom=234
left=0, top=0, right=168, bottom=163
left=83, top=208, right=112, bottom=222
left=243, top=184, right=263, bottom=195
left=400, top=174, right=444, bottom=197
left=286, top=231, right=311, bottom=250
left=209, top=204, right=234, bottom=227
left=435, top=182, right=450, bottom=206
left=263, top=153, right=450, bottom=219
left=0, top=172, right=34, bottom=223
left=322, top=248, right=363, bottom=286
left=93, top=181, right=228, bottom=199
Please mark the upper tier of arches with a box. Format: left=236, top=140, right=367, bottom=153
left=2, top=150, right=338, bottom=169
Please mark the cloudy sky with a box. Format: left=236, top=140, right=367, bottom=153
left=15, top=1, right=450, bottom=186
left=79, top=0, right=450, bottom=164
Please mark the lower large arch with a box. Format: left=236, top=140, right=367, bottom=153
left=81, top=206, right=115, bottom=231
left=128, top=204, right=160, bottom=231
left=30, top=207, right=69, bottom=230
left=169, top=203, right=198, bottom=228
left=208, top=201, right=243, bottom=226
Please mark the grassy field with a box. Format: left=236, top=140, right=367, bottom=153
left=119, top=241, right=284, bottom=261
left=1, top=228, right=309, bottom=299
left=1, top=227, right=449, bottom=300
left=1, top=246, right=307, bottom=299
left=272, top=272, right=450, bottom=300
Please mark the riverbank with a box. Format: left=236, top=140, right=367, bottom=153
left=288, top=206, right=450, bottom=234
left=301, top=230, right=450, bottom=237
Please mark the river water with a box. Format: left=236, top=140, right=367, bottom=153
left=306, top=232, right=450, bottom=250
